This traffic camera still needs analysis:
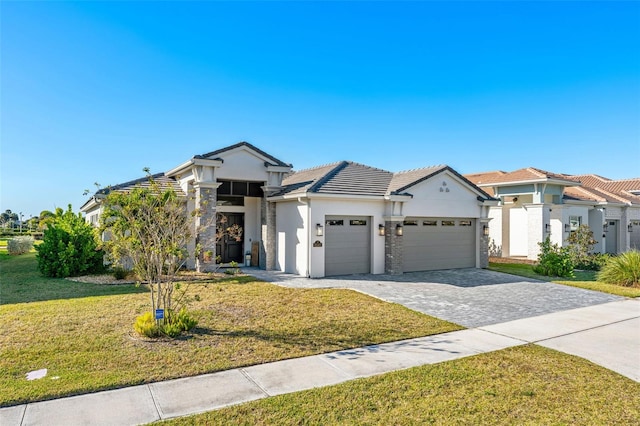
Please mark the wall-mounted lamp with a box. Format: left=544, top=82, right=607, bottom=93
left=603, top=223, right=609, bottom=232
left=396, top=224, right=403, bottom=236
left=545, top=224, right=551, bottom=233
left=483, top=225, right=490, bottom=236
left=378, top=224, right=385, bottom=236
left=629, top=223, right=633, bottom=233
left=316, top=223, right=323, bottom=237
left=564, top=223, right=570, bottom=233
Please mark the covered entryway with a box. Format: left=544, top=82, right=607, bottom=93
left=325, top=216, right=371, bottom=276
left=403, top=217, right=476, bottom=271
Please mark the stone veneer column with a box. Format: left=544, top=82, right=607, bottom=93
left=384, top=220, right=404, bottom=275
left=260, top=196, right=277, bottom=270
left=194, top=183, right=218, bottom=272
left=479, top=220, right=490, bottom=268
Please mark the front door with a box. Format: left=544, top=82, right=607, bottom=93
left=217, top=213, right=244, bottom=263
left=605, top=220, right=618, bottom=254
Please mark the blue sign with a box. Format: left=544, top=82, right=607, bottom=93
left=155, top=309, right=164, bottom=320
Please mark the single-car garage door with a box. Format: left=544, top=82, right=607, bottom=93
left=325, top=216, right=371, bottom=276
left=403, top=217, right=476, bottom=271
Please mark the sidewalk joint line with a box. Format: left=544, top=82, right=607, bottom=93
left=146, top=384, right=164, bottom=420
left=533, top=316, right=640, bottom=344
left=19, top=403, right=27, bottom=426
left=239, top=369, right=271, bottom=398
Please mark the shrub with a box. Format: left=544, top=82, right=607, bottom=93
left=597, top=250, right=640, bottom=287
left=35, top=205, right=105, bottom=278
left=567, top=225, right=600, bottom=269
left=134, top=312, right=161, bottom=338
left=533, top=237, right=574, bottom=278
left=7, top=236, right=34, bottom=255
left=112, top=266, right=128, bottom=280
left=133, top=309, right=197, bottom=339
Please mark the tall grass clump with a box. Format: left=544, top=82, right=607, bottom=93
left=7, top=236, right=34, bottom=255
left=597, top=250, right=640, bottom=287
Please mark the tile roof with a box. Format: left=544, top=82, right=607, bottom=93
left=388, top=166, right=447, bottom=194
left=278, top=161, right=393, bottom=196
left=97, top=173, right=184, bottom=196
left=465, top=168, right=640, bottom=206
left=197, top=141, right=291, bottom=167
left=467, top=167, right=578, bottom=186
left=278, top=162, right=492, bottom=199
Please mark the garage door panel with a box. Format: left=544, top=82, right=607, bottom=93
left=325, top=216, right=371, bottom=276
left=403, top=218, right=476, bottom=272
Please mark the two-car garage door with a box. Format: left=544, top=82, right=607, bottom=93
left=323, top=215, right=476, bottom=276
left=403, top=217, right=476, bottom=271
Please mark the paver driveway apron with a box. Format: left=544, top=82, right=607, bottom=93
left=245, top=268, right=622, bottom=328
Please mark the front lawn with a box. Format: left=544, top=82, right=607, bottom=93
left=489, top=262, right=640, bottom=298
left=0, top=254, right=461, bottom=407
left=164, top=345, right=640, bottom=425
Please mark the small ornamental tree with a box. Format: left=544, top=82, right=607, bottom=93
left=99, top=173, right=196, bottom=336
left=567, top=224, right=599, bottom=269
left=36, top=205, right=105, bottom=277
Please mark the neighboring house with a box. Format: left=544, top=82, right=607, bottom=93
left=465, top=168, right=640, bottom=260
left=82, top=142, right=496, bottom=277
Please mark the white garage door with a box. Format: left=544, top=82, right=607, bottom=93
left=403, top=217, right=476, bottom=271
left=325, top=216, right=371, bottom=276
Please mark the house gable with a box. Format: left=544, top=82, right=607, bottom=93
left=400, top=168, right=491, bottom=218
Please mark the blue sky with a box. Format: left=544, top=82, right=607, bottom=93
left=2, top=1, right=639, bottom=218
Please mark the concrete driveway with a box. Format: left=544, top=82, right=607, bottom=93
left=245, top=268, right=622, bottom=327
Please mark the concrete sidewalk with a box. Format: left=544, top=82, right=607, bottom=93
left=2, top=299, right=638, bottom=426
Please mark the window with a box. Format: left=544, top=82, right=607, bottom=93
left=326, top=220, right=344, bottom=226
left=423, top=220, right=437, bottom=226
left=459, top=220, right=472, bottom=226
left=350, top=219, right=367, bottom=226
left=403, top=220, right=418, bottom=226
left=248, top=182, right=263, bottom=197
left=441, top=220, right=455, bottom=226
left=569, top=216, right=582, bottom=232
left=218, top=180, right=264, bottom=197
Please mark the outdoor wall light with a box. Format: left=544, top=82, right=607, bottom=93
left=316, top=223, right=323, bottom=237
left=396, top=224, right=403, bottom=236
left=545, top=224, right=551, bottom=233
left=378, top=224, right=385, bottom=236
left=564, top=223, right=570, bottom=233
left=603, top=223, right=609, bottom=232
left=483, top=225, right=489, bottom=236
left=629, top=223, right=633, bottom=233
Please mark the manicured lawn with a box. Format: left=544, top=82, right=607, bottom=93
left=489, top=262, right=640, bottom=298
left=1, top=252, right=146, bottom=305
left=0, top=254, right=461, bottom=407
left=163, top=344, right=640, bottom=425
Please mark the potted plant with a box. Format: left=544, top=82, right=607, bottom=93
left=203, top=250, right=214, bottom=262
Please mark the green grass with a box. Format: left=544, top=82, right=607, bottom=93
left=489, top=262, right=640, bottom=298
left=0, top=252, right=146, bottom=304
left=0, top=254, right=461, bottom=407
left=163, top=345, right=640, bottom=425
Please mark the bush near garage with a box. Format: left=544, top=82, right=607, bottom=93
left=597, top=250, right=640, bottom=287
left=533, top=237, right=574, bottom=278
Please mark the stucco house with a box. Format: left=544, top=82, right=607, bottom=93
left=465, top=168, right=640, bottom=260
left=82, top=142, right=497, bottom=277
